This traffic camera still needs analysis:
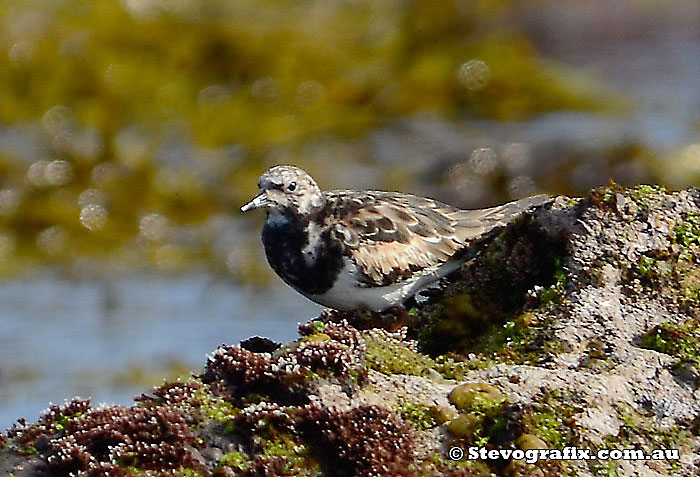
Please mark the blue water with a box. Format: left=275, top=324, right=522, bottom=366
left=0, top=273, right=321, bottom=430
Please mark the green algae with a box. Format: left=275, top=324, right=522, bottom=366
left=674, top=213, right=700, bottom=247
left=521, top=390, right=582, bottom=449
left=364, top=332, right=484, bottom=379
left=423, top=451, right=492, bottom=477
left=642, top=319, right=700, bottom=385
left=579, top=338, right=617, bottom=372
left=219, top=451, right=250, bottom=472
left=176, top=469, right=204, bottom=477
left=516, top=433, right=547, bottom=450
left=642, top=319, right=700, bottom=363
left=539, top=255, right=568, bottom=305
left=627, top=184, right=667, bottom=208
left=301, top=332, right=331, bottom=343
left=589, top=460, right=620, bottom=477
left=449, top=383, right=506, bottom=412
left=202, top=397, right=239, bottom=434
left=365, top=334, right=437, bottom=376
left=413, top=286, right=563, bottom=366
left=393, top=402, right=438, bottom=431
left=446, top=383, right=512, bottom=448
left=310, top=320, right=326, bottom=334
left=472, top=311, right=562, bottom=366
left=258, top=435, right=319, bottom=476
left=447, top=413, right=483, bottom=441
left=596, top=183, right=667, bottom=212
left=119, top=466, right=204, bottom=477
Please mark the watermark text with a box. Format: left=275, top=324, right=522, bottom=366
left=447, top=446, right=679, bottom=464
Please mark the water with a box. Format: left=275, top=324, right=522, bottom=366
left=0, top=273, right=322, bottom=430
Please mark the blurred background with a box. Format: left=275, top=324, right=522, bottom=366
left=1, top=0, right=700, bottom=429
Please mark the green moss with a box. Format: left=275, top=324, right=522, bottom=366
left=393, top=402, right=438, bottom=430
left=642, top=319, right=700, bottom=385
left=258, top=434, right=319, bottom=475
left=539, top=255, right=568, bottom=305
left=627, top=184, right=666, bottom=208
left=194, top=389, right=239, bottom=433
left=641, top=319, right=700, bottom=363
left=310, top=320, right=326, bottom=334
left=675, top=214, right=700, bottom=247
left=219, top=451, right=251, bottom=472
left=364, top=332, right=485, bottom=380
left=521, top=391, right=581, bottom=449
left=365, top=334, right=438, bottom=376
left=176, top=469, right=204, bottom=477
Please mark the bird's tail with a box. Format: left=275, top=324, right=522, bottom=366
left=450, top=194, right=552, bottom=246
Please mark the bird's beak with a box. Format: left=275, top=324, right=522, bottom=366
left=241, top=192, right=269, bottom=212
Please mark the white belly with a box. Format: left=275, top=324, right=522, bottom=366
left=301, top=258, right=462, bottom=312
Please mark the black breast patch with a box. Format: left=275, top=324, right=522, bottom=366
left=262, top=219, right=345, bottom=295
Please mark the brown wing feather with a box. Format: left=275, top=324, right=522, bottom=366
left=326, top=190, right=550, bottom=286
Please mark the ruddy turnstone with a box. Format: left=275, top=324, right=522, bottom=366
left=241, top=165, right=549, bottom=312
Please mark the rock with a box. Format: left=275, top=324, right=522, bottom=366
left=2, top=184, right=700, bottom=476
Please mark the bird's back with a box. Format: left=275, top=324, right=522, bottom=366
left=323, top=190, right=550, bottom=286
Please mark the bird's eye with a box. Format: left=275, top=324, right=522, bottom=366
left=287, top=181, right=297, bottom=191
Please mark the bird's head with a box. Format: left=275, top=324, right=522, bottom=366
left=241, top=165, right=325, bottom=221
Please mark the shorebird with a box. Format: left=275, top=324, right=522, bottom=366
left=241, top=165, right=549, bottom=312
